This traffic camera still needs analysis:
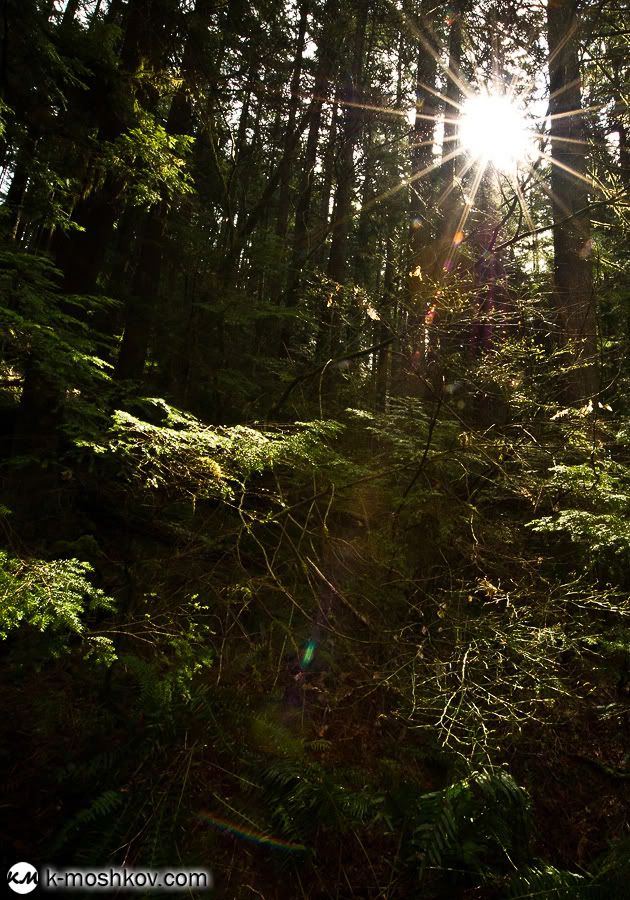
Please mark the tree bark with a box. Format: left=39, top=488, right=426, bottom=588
left=284, top=0, right=338, bottom=318
left=547, top=0, right=597, bottom=401
left=52, top=0, right=174, bottom=294
left=440, top=0, right=465, bottom=249
left=318, top=0, right=368, bottom=357
left=407, top=0, right=439, bottom=370
left=114, top=0, right=217, bottom=382
left=275, top=2, right=308, bottom=242
left=325, top=0, right=367, bottom=287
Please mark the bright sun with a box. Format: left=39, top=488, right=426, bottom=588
left=459, top=92, right=535, bottom=171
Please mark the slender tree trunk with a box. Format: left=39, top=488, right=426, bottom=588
left=375, top=238, right=394, bottom=408
left=52, top=0, right=173, bottom=294
left=275, top=2, right=308, bottom=242
left=325, top=0, right=367, bottom=286
left=284, top=0, right=338, bottom=315
left=318, top=0, right=368, bottom=357
left=408, top=0, right=439, bottom=373
left=5, top=134, right=37, bottom=240
left=547, top=0, right=597, bottom=401
left=115, top=0, right=216, bottom=382
left=440, top=0, right=465, bottom=247
left=313, top=95, right=338, bottom=267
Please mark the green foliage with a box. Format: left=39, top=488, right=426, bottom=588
left=507, top=865, right=588, bottom=898
left=102, top=111, right=194, bottom=208
left=84, top=404, right=343, bottom=502
left=260, top=759, right=382, bottom=842
left=0, top=550, right=115, bottom=664
left=52, top=790, right=124, bottom=854
left=0, top=248, right=115, bottom=396
left=528, top=456, right=630, bottom=578
left=408, top=770, right=531, bottom=882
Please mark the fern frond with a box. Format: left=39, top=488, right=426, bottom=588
left=508, top=865, right=588, bottom=898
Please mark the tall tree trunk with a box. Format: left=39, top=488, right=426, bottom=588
left=325, top=0, right=367, bottom=286
left=319, top=0, right=368, bottom=357
left=5, top=133, right=37, bottom=240
left=375, top=237, right=395, bottom=408
left=440, top=0, right=465, bottom=249
left=408, top=0, right=439, bottom=372
left=52, top=0, right=173, bottom=294
left=275, top=2, right=308, bottom=242
left=547, top=0, right=597, bottom=401
left=284, top=0, right=338, bottom=314
left=313, top=95, right=338, bottom=268
left=115, top=0, right=216, bottom=382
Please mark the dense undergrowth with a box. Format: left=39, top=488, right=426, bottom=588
left=1, top=322, right=629, bottom=897
left=1, top=0, right=629, bottom=895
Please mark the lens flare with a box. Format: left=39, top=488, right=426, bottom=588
left=459, top=92, right=535, bottom=171
left=199, top=812, right=307, bottom=853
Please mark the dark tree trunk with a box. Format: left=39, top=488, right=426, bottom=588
left=61, top=0, right=80, bottom=27
left=408, top=0, right=439, bottom=368
left=547, top=0, right=597, bottom=401
left=375, top=238, right=394, bottom=408
left=318, top=0, right=368, bottom=357
left=115, top=0, right=217, bottom=383
left=325, top=0, right=367, bottom=286
left=114, top=201, right=167, bottom=381
left=282, top=0, right=338, bottom=331
left=440, top=0, right=465, bottom=245
left=5, top=133, right=37, bottom=240
left=52, top=0, right=173, bottom=294
left=275, top=2, right=308, bottom=242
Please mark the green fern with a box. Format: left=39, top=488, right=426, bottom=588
left=260, top=759, right=382, bottom=843
left=51, top=790, right=124, bottom=853
left=507, top=865, right=588, bottom=898
left=409, top=770, right=531, bottom=881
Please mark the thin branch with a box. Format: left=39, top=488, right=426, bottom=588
left=494, top=194, right=624, bottom=252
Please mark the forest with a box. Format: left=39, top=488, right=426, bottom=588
left=0, top=0, right=629, bottom=896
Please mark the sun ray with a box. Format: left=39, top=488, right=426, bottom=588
left=413, top=113, right=460, bottom=126
left=410, top=134, right=459, bottom=152
left=534, top=103, right=606, bottom=123
left=415, top=80, right=466, bottom=113
left=532, top=131, right=617, bottom=153
left=392, top=2, right=472, bottom=99
left=435, top=156, right=477, bottom=210
left=525, top=162, right=575, bottom=219
left=511, top=173, right=536, bottom=234
left=536, top=150, right=604, bottom=193
left=442, top=161, right=486, bottom=272
left=369, top=146, right=466, bottom=212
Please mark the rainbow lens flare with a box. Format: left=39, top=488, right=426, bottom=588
left=199, top=812, right=307, bottom=853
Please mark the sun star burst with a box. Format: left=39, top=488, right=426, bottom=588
left=459, top=91, right=535, bottom=172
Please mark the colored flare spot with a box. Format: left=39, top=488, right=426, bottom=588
left=199, top=812, right=307, bottom=853
left=452, top=230, right=464, bottom=246
left=301, top=640, right=316, bottom=668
